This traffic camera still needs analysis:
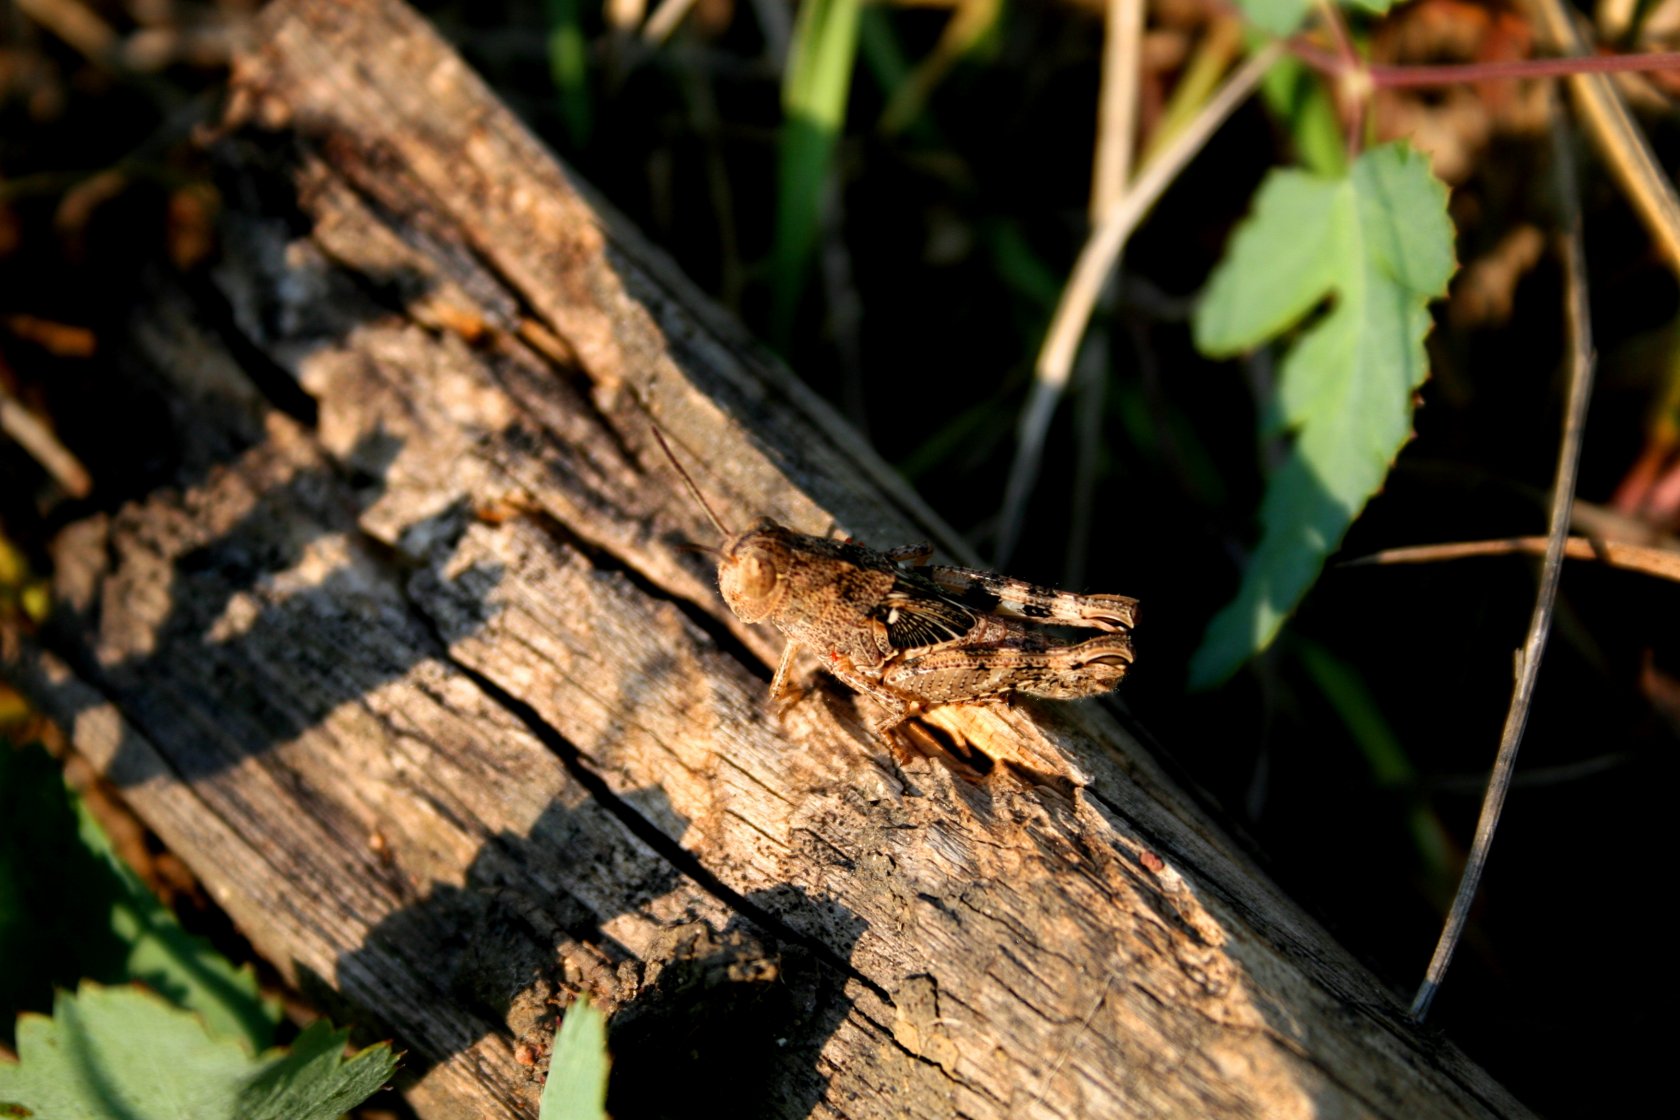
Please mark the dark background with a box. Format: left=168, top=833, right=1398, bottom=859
left=3, top=0, right=1677, bottom=1113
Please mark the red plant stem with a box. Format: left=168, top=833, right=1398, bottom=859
left=1315, top=0, right=1360, bottom=71
left=1314, top=0, right=1365, bottom=157
left=1288, top=37, right=1680, bottom=88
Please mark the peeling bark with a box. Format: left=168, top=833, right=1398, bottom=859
left=3, top=1, right=1529, bottom=1117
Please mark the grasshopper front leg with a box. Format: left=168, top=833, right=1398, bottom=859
left=824, top=650, right=923, bottom=730
left=769, top=640, right=803, bottom=699
left=885, top=543, right=933, bottom=566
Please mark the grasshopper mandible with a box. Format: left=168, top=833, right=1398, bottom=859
left=646, top=419, right=1137, bottom=728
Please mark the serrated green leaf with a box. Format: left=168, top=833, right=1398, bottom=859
left=0, top=983, right=395, bottom=1120
left=1194, top=170, right=1346, bottom=355
left=1189, top=143, right=1455, bottom=689
left=0, top=984, right=258, bottom=1118
left=539, top=996, right=609, bottom=1120
left=235, top=1020, right=400, bottom=1120
left=0, top=742, right=279, bottom=1054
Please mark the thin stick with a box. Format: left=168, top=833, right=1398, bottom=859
left=1314, top=0, right=1359, bottom=68
left=1037, top=39, right=1282, bottom=419
left=15, top=0, right=117, bottom=65
left=1090, top=0, right=1144, bottom=220
left=1314, top=0, right=1367, bottom=160
left=1410, top=106, right=1596, bottom=1021
left=1287, top=39, right=1680, bottom=87
left=642, top=0, right=698, bottom=44
left=1285, top=4, right=1680, bottom=274
left=1345, top=535, right=1680, bottom=583
left=0, top=388, right=92, bottom=498
left=995, top=38, right=1283, bottom=565
left=1521, top=0, right=1680, bottom=278
left=1062, top=0, right=1143, bottom=579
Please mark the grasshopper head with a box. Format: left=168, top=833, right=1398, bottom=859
left=718, top=519, right=793, bottom=623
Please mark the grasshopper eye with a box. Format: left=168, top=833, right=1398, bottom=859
left=719, top=541, right=784, bottom=623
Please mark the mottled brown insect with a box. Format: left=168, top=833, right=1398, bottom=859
left=648, top=421, right=1136, bottom=728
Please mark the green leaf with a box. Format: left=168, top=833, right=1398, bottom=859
left=773, top=0, right=863, bottom=344
left=0, top=741, right=279, bottom=1053
left=0, top=983, right=397, bottom=1120
left=235, top=1020, right=400, bottom=1120
left=1234, top=0, right=1397, bottom=37
left=1234, top=0, right=1315, bottom=36
left=1188, top=143, right=1455, bottom=689
left=539, top=996, right=610, bottom=1120
left=545, top=0, right=592, bottom=149
left=1259, top=52, right=1347, bottom=177
left=1290, top=637, right=1455, bottom=885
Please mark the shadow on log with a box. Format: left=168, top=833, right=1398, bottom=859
left=2, top=0, right=1530, bottom=1117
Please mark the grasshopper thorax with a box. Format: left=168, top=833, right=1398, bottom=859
left=718, top=519, right=796, bottom=624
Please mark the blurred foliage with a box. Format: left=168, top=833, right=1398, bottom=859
left=2, top=1, right=1678, bottom=1116
left=0, top=741, right=280, bottom=1053
left=0, top=741, right=400, bottom=1118
left=1191, top=142, right=1455, bottom=686
left=0, top=982, right=396, bottom=1120
left=539, top=995, right=610, bottom=1120
left=774, top=0, right=863, bottom=341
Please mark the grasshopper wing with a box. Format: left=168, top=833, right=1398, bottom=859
left=871, top=575, right=981, bottom=650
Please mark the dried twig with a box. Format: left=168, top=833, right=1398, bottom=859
left=642, top=0, right=697, bottom=44
left=1286, top=36, right=1680, bottom=86
left=996, top=37, right=1283, bottom=565
left=1519, top=0, right=1680, bottom=273
left=1410, top=106, right=1596, bottom=1021
left=0, top=387, right=91, bottom=498
left=1346, top=535, right=1680, bottom=583
left=1314, top=0, right=1367, bottom=158
left=1064, top=0, right=1144, bottom=581
left=1090, top=0, right=1144, bottom=220
left=15, top=0, right=117, bottom=64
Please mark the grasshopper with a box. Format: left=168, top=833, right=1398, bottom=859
left=646, top=420, right=1136, bottom=728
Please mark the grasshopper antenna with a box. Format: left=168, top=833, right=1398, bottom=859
left=636, top=391, right=735, bottom=542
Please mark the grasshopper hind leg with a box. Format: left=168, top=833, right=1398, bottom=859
left=880, top=631, right=1135, bottom=704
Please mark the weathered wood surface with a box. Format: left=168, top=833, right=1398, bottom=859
left=4, top=1, right=1529, bottom=1117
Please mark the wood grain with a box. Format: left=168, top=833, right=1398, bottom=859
left=4, top=1, right=1529, bottom=1117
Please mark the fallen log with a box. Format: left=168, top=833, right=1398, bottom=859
left=5, top=0, right=1528, bottom=1116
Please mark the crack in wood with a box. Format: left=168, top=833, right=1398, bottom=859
left=427, top=641, right=893, bottom=1009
